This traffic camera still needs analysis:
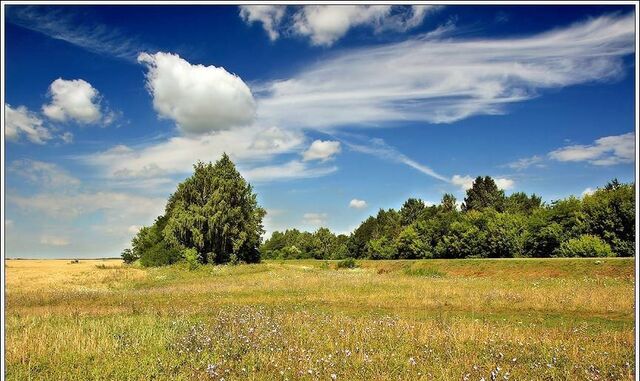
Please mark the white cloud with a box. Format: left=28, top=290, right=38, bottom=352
left=127, top=225, right=142, bottom=234
left=494, top=178, right=515, bottom=191
left=451, top=175, right=514, bottom=191
left=451, top=175, right=475, bottom=191
left=349, top=199, right=367, bottom=209
left=40, top=235, right=70, bottom=247
left=241, top=160, right=337, bottom=182
left=548, top=132, right=635, bottom=166
left=6, top=6, right=147, bottom=61
left=582, top=187, right=596, bottom=197
left=42, top=78, right=103, bottom=124
left=85, top=125, right=305, bottom=181
left=5, top=104, right=52, bottom=144
left=302, top=140, right=341, bottom=162
left=345, top=137, right=448, bottom=181
left=506, top=155, right=544, bottom=170
left=138, top=52, right=256, bottom=134
left=303, top=212, right=328, bottom=226
left=257, top=13, right=634, bottom=129
left=239, top=5, right=286, bottom=41
left=60, top=131, right=74, bottom=144
left=9, top=160, right=81, bottom=189
left=290, top=5, right=439, bottom=46
left=10, top=191, right=165, bottom=222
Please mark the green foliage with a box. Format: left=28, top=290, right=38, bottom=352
left=504, top=192, right=543, bottom=215
left=400, top=198, right=426, bottom=226
left=120, top=248, right=138, bottom=264
left=336, top=257, right=358, bottom=269
left=125, top=154, right=265, bottom=267
left=462, top=176, right=506, bottom=212
left=182, top=248, right=199, bottom=270
left=132, top=216, right=182, bottom=267
left=582, top=181, right=635, bottom=256
left=396, top=226, right=429, bottom=259
left=219, top=177, right=635, bottom=262
left=440, top=193, right=457, bottom=213
left=162, top=154, right=265, bottom=264
left=555, top=235, right=614, bottom=258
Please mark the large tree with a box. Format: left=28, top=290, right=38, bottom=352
left=462, top=176, right=506, bottom=212
left=162, top=154, right=266, bottom=264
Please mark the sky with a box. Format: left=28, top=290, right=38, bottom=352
left=3, top=4, right=637, bottom=258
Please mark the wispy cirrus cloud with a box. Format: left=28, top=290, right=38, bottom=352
left=256, top=13, right=634, bottom=129
left=6, top=6, right=150, bottom=61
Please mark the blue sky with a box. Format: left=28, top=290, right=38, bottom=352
left=3, top=4, right=636, bottom=258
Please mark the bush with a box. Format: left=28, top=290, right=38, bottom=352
left=554, top=235, right=613, bottom=258
left=336, top=258, right=358, bottom=269
left=183, top=248, right=200, bottom=270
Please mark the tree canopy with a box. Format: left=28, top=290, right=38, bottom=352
left=123, top=154, right=265, bottom=266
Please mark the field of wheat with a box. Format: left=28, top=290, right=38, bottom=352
left=4, top=258, right=635, bottom=380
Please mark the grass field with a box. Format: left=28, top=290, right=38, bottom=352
left=4, top=258, right=636, bottom=380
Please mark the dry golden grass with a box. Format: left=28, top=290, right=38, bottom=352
left=4, top=258, right=635, bottom=380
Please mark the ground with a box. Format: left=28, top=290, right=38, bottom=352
left=4, top=258, right=635, bottom=380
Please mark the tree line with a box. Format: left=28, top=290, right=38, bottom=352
left=262, top=177, right=635, bottom=260
left=122, top=155, right=635, bottom=266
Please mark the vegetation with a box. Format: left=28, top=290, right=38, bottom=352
left=5, top=258, right=634, bottom=380
left=123, top=154, right=265, bottom=266
left=263, top=178, right=635, bottom=260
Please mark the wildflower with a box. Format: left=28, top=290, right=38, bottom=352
left=408, top=357, right=417, bottom=366
left=331, top=374, right=337, bottom=380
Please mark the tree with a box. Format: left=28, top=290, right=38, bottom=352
left=396, top=226, right=428, bottom=259
left=462, top=176, right=505, bottom=212
left=504, top=192, right=542, bottom=215
left=440, top=193, right=457, bottom=213
left=121, top=248, right=138, bottom=264
left=582, top=181, right=635, bottom=256
left=162, top=154, right=266, bottom=264
left=132, top=215, right=182, bottom=267
left=400, top=198, right=426, bottom=226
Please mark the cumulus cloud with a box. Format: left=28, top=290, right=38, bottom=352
left=239, top=5, right=286, bottom=41
left=256, top=13, right=634, bottom=129
left=302, top=140, right=341, bottom=162
left=582, top=187, right=596, bottom=197
left=303, top=212, right=328, bottom=226
left=60, top=131, right=74, bottom=144
left=494, top=178, right=515, bottom=191
left=548, top=132, right=635, bottom=166
left=349, top=199, right=367, bottom=209
left=451, top=175, right=514, bottom=191
left=9, top=160, right=81, bottom=189
left=5, top=104, right=52, bottom=144
left=42, top=78, right=103, bottom=124
left=138, top=52, right=256, bottom=134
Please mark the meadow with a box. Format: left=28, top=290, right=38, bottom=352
left=4, top=258, right=635, bottom=380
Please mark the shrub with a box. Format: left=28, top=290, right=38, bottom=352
left=183, top=248, right=200, bottom=270
left=336, top=258, right=358, bottom=269
left=554, top=235, right=614, bottom=258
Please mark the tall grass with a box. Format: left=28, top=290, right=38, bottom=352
left=5, top=258, right=635, bottom=380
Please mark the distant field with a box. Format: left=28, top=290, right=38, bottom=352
left=4, top=258, right=635, bottom=380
